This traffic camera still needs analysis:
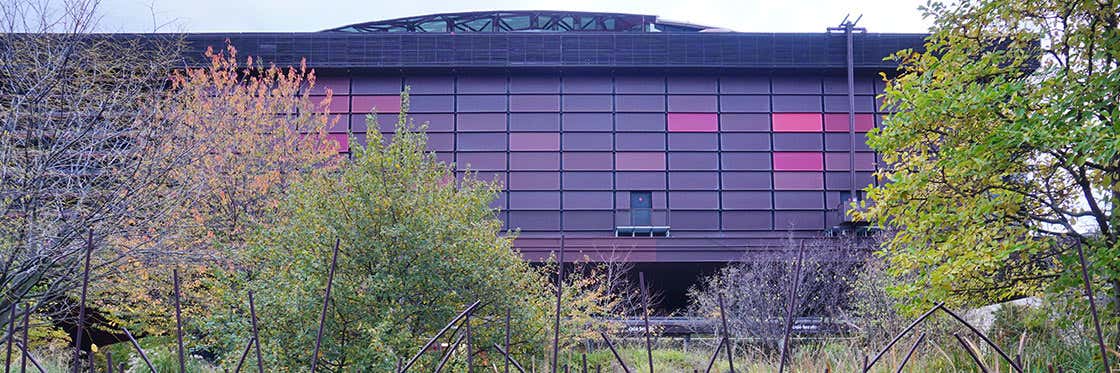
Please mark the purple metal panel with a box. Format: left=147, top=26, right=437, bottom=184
left=461, top=171, right=505, bottom=184
left=410, top=114, right=454, bottom=132
left=509, top=133, right=560, bottom=151
left=615, top=171, right=667, bottom=190
left=771, top=76, right=821, bottom=94
left=825, top=152, right=876, bottom=171
left=510, top=75, right=560, bottom=93
left=457, top=75, right=507, bottom=93
left=615, top=152, right=666, bottom=170
left=510, top=152, right=560, bottom=170
left=772, top=133, right=823, bottom=151
left=457, top=95, right=508, bottom=112
left=563, top=172, right=613, bottom=190
left=562, top=75, right=613, bottom=93
left=311, top=76, right=350, bottom=96
left=410, top=95, right=454, bottom=113
left=774, top=191, right=824, bottom=209
left=456, top=152, right=506, bottom=170
left=823, top=76, right=875, bottom=94
left=562, top=132, right=613, bottom=150
left=510, top=113, right=561, bottom=131
left=491, top=193, right=507, bottom=209
left=563, top=95, right=614, bottom=112
left=719, top=95, right=770, bottom=113
left=404, top=76, right=454, bottom=94
left=615, top=133, right=666, bottom=151
left=510, top=95, right=560, bottom=112
left=668, top=152, right=719, bottom=170
left=774, top=211, right=825, bottom=230
left=670, top=192, right=719, bottom=209
left=824, top=172, right=875, bottom=190
left=668, top=172, right=719, bottom=190
left=426, top=133, right=454, bottom=151
left=312, top=95, right=348, bottom=113
left=456, top=133, right=507, bottom=151
left=720, top=114, right=771, bottom=132
left=616, top=75, right=665, bottom=93
left=823, top=95, right=876, bottom=113
left=508, top=211, right=561, bottom=231
left=350, top=114, right=372, bottom=132
left=720, top=133, right=771, bottom=151
left=667, top=95, right=718, bottom=112
left=435, top=152, right=454, bottom=164
left=457, top=113, right=507, bottom=132
left=667, top=113, right=718, bottom=132
left=772, top=95, right=823, bottom=112
left=668, top=133, right=718, bottom=151
left=824, top=114, right=876, bottom=132
left=668, top=76, right=718, bottom=93
left=824, top=133, right=872, bottom=151
left=721, top=153, right=772, bottom=171
left=616, top=95, right=666, bottom=112
left=509, top=172, right=560, bottom=190
left=563, top=211, right=614, bottom=230
left=773, top=172, right=825, bottom=190
left=720, top=76, right=770, bottom=94
left=562, top=113, right=613, bottom=132
left=562, top=152, right=613, bottom=170
left=509, top=191, right=561, bottom=209
left=773, top=152, right=823, bottom=171
left=616, top=113, right=666, bottom=132
left=351, top=76, right=400, bottom=94
left=669, top=211, right=719, bottom=230
left=721, top=211, right=773, bottom=230
left=562, top=191, right=614, bottom=210
left=722, top=191, right=772, bottom=209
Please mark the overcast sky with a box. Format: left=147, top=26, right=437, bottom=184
left=95, top=0, right=934, bottom=33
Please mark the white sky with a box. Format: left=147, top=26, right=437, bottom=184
left=96, top=0, right=934, bottom=33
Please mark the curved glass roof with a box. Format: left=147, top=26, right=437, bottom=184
left=322, top=11, right=719, bottom=33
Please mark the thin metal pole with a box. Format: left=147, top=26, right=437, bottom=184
left=21, top=304, right=29, bottom=373
left=864, top=303, right=942, bottom=371
left=105, top=351, right=113, bottom=373
left=233, top=338, right=253, bottom=373
left=14, top=343, right=44, bottom=373
left=953, top=334, right=989, bottom=373
left=1074, top=242, right=1112, bottom=371
left=400, top=300, right=482, bottom=373
left=493, top=344, right=527, bottom=373
left=778, top=242, right=804, bottom=373
left=581, top=354, right=587, bottom=373
left=598, top=332, right=630, bottom=373
left=937, top=304, right=1022, bottom=372
left=173, top=269, right=186, bottom=373
left=310, top=238, right=341, bottom=373
left=639, top=272, right=653, bottom=373
left=434, top=333, right=465, bottom=373
left=845, top=19, right=857, bottom=200
left=717, top=292, right=733, bottom=373
left=72, top=231, right=93, bottom=373
left=6, top=302, right=16, bottom=373
left=551, top=238, right=565, bottom=373
left=894, top=333, right=925, bottom=373
left=505, top=308, right=511, bottom=373
left=703, top=338, right=724, bottom=373
left=247, top=291, right=264, bottom=373
left=122, top=328, right=155, bottom=372
left=466, top=310, right=473, bottom=373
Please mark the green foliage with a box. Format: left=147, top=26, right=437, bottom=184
left=860, top=0, right=1120, bottom=314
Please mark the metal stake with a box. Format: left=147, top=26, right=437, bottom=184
left=639, top=272, right=653, bottom=373
left=1074, top=241, right=1112, bottom=371
left=248, top=291, right=264, bottom=373
left=72, top=231, right=94, bottom=373
left=174, top=269, right=186, bottom=373
left=310, top=238, right=341, bottom=373
left=122, top=328, right=155, bottom=372
left=598, top=332, right=630, bottom=373
left=717, top=292, right=734, bottom=373
left=894, top=333, right=925, bottom=373
left=551, top=239, right=565, bottom=373
left=778, top=242, right=804, bottom=373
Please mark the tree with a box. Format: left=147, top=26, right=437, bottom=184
left=860, top=0, right=1119, bottom=317
left=206, top=108, right=554, bottom=371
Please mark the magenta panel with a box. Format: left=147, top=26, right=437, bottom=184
left=509, top=191, right=560, bottom=209
left=311, top=76, right=350, bottom=95
left=669, top=172, right=719, bottom=190
left=668, top=96, right=718, bottom=112
left=668, top=76, right=718, bottom=93
left=615, top=133, right=666, bottom=151
left=562, top=113, right=613, bottom=132
left=722, top=211, right=772, bottom=230
left=667, top=113, right=718, bottom=132
left=615, top=152, right=666, bottom=171
left=772, top=113, right=823, bottom=132
left=510, top=133, right=560, bottom=151
left=616, top=172, right=666, bottom=190
left=457, top=113, right=506, bottom=132
left=772, top=96, right=823, bottom=112
left=775, top=191, right=824, bottom=209
left=510, top=113, right=560, bottom=131
left=668, top=133, right=718, bottom=150
left=720, top=133, right=771, bottom=151
left=510, top=75, right=560, bottom=93
left=823, top=114, right=876, bottom=132
left=562, top=153, right=613, bottom=171
left=562, top=133, right=613, bottom=150
left=616, top=75, right=665, bottom=93
left=668, top=152, right=718, bottom=170
left=563, top=211, right=614, bottom=231
left=617, top=95, right=666, bottom=112
left=410, top=95, right=454, bottom=113
left=774, top=211, right=825, bottom=230
left=563, top=172, right=613, bottom=190
left=327, top=133, right=349, bottom=152
left=616, top=113, right=665, bottom=132
left=457, top=95, right=507, bottom=112
left=455, top=152, right=506, bottom=171
left=773, top=172, right=824, bottom=190
left=670, top=192, right=719, bottom=209
left=721, top=153, right=772, bottom=171
left=562, top=76, right=612, bottom=93
left=824, top=152, right=877, bottom=171
left=312, top=95, right=348, bottom=113
left=720, top=76, right=770, bottom=94
left=404, top=76, right=454, bottom=94
left=563, top=95, right=613, bottom=112
left=720, top=95, right=770, bottom=113
left=510, top=152, right=560, bottom=170
left=352, top=95, right=401, bottom=113
left=563, top=191, right=614, bottom=210
left=720, top=114, right=770, bottom=132
left=722, top=191, right=772, bottom=209
left=509, top=172, right=560, bottom=190
left=510, top=95, right=560, bottom=112
left=351, top=76, right=400, bottom=94
left=409, top=114, right=454, bottom=132
left=773, top=152, right=823, bottom=171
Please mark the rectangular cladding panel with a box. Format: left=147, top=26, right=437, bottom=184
left=667, top=96, right=718, bottom=112
left=510, top=113, right=561, bottom=131
left=668, top=152, right=719, bottom=170
left=457, top=95, right=508, bottom=112
left=615, top=172, right=667, bottom=190
left=563, top=95, right=614, bottom=112
left=772, top=133, right=824, bottom=151
left=667, top=114, right=718, bottom=132
left=510, top=95, right=560, bottom=112
left=720, top=114, right=770, bottom=132
left=668, top=76, right=718, bottom=93
left=562, top=113, right=613, bottom=132
left=669, top=191, right=719, bottom=209
left=563, top=211, right=615, bottom=231
left=563, top=133, right=614, bottom=150
left=721, top=211, right=773, bottom=230
left=615, top=133, right=667, bottom=151
left=509, top=171, right=560, bottom=190
left=772, top=113, right=823, bottom=132
left=352, top=95, right=402, bottom=113
left=773, top=152, right=824, bottom=171
left=823, top=114, right=876, bottom=132
left=457, top=75, right=506, bottom=93
left=772, top=96, right=823, bottom=112
left=456, top=152, right=506, bottom=170
left=509, top=191, right=561, bottom=210
left=823, top=95, right=877, bottom=113
left=616, top=113, right=666, bottom=131
left=510, top=75, right=560, bottom=93
left=562, top=191, right=614, bottom=210
left=562, top=75, right=613, bottom=93
left=457, top=114, right=507, bottom=131
left=722, top=153, right=772, bottom=171
left=456, top=133, right=507, bottom=151
left=720, top=133, right=771, bottom=151
left=668, top=172, right=719, bottom=190
left=720, top=95, right=770, bottom=113
left=351, top=76, right=400, bottom=94
left=774, top=172, right=825, bottom=190
left=404, top=76, right=454, bottom=94
left=509, top=133, right=560, bottom=151
left=615, top=75, right=666, bottom=93
left=314, top=76, right=352, bottom=95
left=409, top=114, right=454, bottom=132
left=721, top=172, right=772, bottom=190
left=668, top=133, right=718, bottom=150
left=722, top=191, right=773, bottom=209
left=410, top=95, right=454, bottom=113
left=617, top=95, right=666, bottom=112
left=562, top=152, right=614, bottom=171
left=510, top=152, right=560, bottom=170
left=563, top=172, right=613, bottom=190
left=615, top=153, right=666, bottom=171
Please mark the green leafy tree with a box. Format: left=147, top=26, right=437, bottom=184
left=861, top=0, right=1119, bottom=318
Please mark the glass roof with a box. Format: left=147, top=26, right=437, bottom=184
left=322, top=11, right=719, bottom=33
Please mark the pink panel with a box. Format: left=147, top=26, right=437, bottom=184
left=667, top=113, right=718, bottom=132
left=312, top=95, right=349, bottom=113
left=509, top=133, right=560, bottom=151
left=327, top=133, right=349, bottom=152
left=773, top=172, right=824, bottom=190
left=352, top=95, right=402, bottom=113
left=615, top=152, right=666, bottom=170
left=772, top=113, right=823, bottom=132
left=823, top=114, right=876, bottom=132
left=773, top=152, right=823, bottom=171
